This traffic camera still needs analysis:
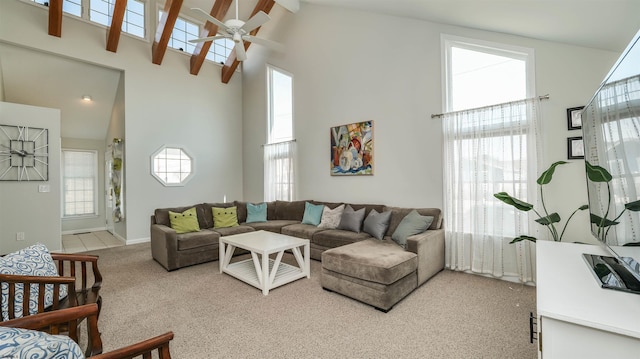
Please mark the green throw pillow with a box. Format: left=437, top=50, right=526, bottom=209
left=169, top=207, right=200, bottom=234
left=301, top=202, right=324, bottom=226
left=246, top=202, right=267, bottom=223
left=213, top=206, right=239, bottom=228
left=391, top=210, right=434, bottom=248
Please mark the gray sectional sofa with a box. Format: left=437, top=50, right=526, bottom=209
left=150, top=200, right=445, bottom=311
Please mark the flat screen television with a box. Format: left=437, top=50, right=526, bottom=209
left=581, top=28, right=640, bottom=294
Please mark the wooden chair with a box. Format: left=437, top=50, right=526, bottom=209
left=1, top=252, right=102, bottom=320
left=0, top=303, right=174, bottom=359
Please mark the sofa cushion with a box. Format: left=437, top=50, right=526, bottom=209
left=321, top=239, right=417, bottom=285
left=245, top=220, right=299, bottom=233
left=155, top=205, right=208, bottom=229
left=275, top=200, right=306, bottom=221
left=282, top=223, right=328, bottom=240
left=311, top=229, right=371, bottom=248
left=213, top=206, right=239, bottom=228
left=363, top=209, right=392, bottom=240
left=317, top=204, right=345, bottom=229
left=201, top=203, right=235, bottom=228
left=168, top=207, right=200, bottom=234
left=211, top=225, right=255, bottom=236
left=337, top=205, right=366, bottom=233
left=391, top=210, right=434, bottom=248
left=301, top=202, right=324, bottom=226
left=384, top=207, right=442, bottom=235
left=246, top=202, right=268, bottom=223
left=176, top=230, right=220, bottom=251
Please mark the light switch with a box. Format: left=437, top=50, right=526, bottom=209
left=38, top=185, right=50, bottom=193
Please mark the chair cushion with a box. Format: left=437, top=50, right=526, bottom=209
left=0, top=326, right=84, bottom=358
left=0, top=243, right=68, bottom=321
left=322, top=239, right=417, bottom=285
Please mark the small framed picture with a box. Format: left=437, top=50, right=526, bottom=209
left=567, top=106, right=584, bottom=130
left=568, top=136, right=584, bottom=159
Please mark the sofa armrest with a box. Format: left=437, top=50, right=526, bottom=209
left=405, top=229, right=445, bottom=286
left=150, top=224, right=178, bottom=271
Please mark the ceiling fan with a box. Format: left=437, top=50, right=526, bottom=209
left=189, top=0, right=298, bottom=61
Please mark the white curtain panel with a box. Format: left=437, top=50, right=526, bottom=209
left=585, top=75, right=640, bottom=245
left=263, top=140, right=296, bottom=201
left=442, top=98, right=542, bottom=283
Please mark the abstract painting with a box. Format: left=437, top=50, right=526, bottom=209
left=330, top=121, right=373, bottom=176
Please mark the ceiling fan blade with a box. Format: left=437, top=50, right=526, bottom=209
left=243, top=35, right=285, bottom=53
left=190, top=8, right=229, bottom=32
left=235, top=43, right=247, bottom=62
left=240, top=11, right=271, bottom=33
left=188, top=35, right=228, bottom=43
left=275, top=0, right=300, bottom=13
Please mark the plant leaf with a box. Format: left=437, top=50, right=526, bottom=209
left=535, top=213, right=561, bottom=225
left=537, top=161, right=568, bottom=185
left=624, top=200, right=640, bottom=211
left=510, top=235, right=537, bottom=244
left=585, top=161, right=613, bottom=182
left=494, top=192, right=533, bottom=211
left=578, top=205, right=589, bottom=210
left=590, top=213, right=619, bottom=227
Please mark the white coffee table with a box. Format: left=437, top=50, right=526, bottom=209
left=219, top=230, right=310, bottom=295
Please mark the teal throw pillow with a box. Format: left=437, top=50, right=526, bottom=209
left=246, top=202, right=268, bottom=223
left=391, top=210, right=434, bottom=248
left=301, top=202, right=324, bottom=226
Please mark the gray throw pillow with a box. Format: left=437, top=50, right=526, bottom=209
left=337, top=205, right=366, bottom=233
left=363, top=209, right=392, bottom=240
left=391, top=210, right=434, bottom=248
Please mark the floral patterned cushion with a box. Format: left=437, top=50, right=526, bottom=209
left=0, top=243, right=68, bottom=321
left=0, top=326, right=84, bottom=358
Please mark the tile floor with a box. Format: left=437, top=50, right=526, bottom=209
left=61, top=230, right=124, bottom=253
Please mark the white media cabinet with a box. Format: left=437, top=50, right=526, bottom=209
left=536, top=241, right=640, bottom=358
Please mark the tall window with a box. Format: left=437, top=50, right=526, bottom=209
left=264, top=65, right=295, bottom=201
left=90, top=0, right=145, bottom=38
left=442, top=35, right=538, bottom=283
left=62, top=149, right=98, bottom=217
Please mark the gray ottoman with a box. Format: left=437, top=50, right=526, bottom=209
left=321, top=239, right=418, bottom=312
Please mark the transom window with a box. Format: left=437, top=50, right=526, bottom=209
left=31, top=0, right=81, bottom=17
left=91, top=0, right=145, bottom=38
left=62, top=149, right=98, bottom=217
left=151, top=146, right=194, bottom=186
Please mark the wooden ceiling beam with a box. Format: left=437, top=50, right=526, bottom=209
left=221, top=0, right=276, bottom=84
left=48, top=0, right=62, bottom=37
left=190, top=0, right=234, bottom=75
left=106, top=0, right=127, bottom=52
left=152, top=0, right=184, bottom=65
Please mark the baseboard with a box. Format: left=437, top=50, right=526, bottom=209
left=126, top=237, right=150, bottom=245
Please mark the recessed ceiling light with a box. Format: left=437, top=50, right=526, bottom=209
left=82, top=95, right=92, bottom=101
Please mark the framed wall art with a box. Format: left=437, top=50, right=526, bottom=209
left=567, top=106, right=584, bottom=130
left=330, top=121, right=373, bottom=176
left=567, top=136, right=585, bottom=159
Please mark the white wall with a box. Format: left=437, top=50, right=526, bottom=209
left=243, top=4, right=624, bottom=244
left=0, top=1, right=244, bottom=243
left=0, top=102, right=61, bottom=254
left=60, top=137, right=106, bottom=234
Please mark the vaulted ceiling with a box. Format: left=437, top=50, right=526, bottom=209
left=1, top=0, right=639, bottom=140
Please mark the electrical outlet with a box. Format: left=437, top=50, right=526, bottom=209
left=16, top=232, right=25, bottom=241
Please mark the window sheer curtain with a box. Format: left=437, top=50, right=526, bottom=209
left=264, top=140, right=296, bottom=201
left=586, top=75, right=640, bottom=245
left=442, top=98, right=542, bottom=283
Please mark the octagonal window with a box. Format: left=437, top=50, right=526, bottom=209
left=151, top=146, right=194, bottom=186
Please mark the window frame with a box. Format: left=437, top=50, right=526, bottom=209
left=266, top=64, right=294, bottom=144
left=441, top=34, right=536, bottom=113
left=61, top=148, right=99, bottom=219
left=150, top=145, right=195, bottom=187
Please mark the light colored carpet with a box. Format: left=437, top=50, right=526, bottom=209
left=85, top=243, right=537, bottom=358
